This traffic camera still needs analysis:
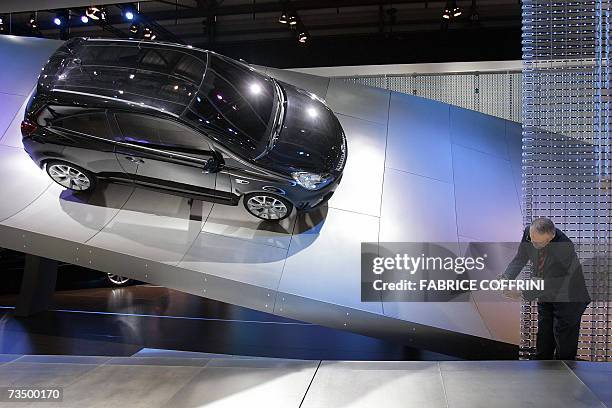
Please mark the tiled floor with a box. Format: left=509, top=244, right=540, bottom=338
left=0, top=352, right=608, bottom=408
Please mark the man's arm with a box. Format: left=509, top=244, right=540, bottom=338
left=502, top=228, right=530, bottom=280
left=555, top=241, right=581, bottom=275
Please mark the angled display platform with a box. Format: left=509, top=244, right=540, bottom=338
left=0, top=36, right=524, bottom=358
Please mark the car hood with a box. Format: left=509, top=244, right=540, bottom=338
left=256, top=81, right=346, bottom=176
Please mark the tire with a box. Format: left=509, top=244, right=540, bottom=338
left=45, top=160, right=96, bottom=192
left=243, top=192, right=293, bottom=221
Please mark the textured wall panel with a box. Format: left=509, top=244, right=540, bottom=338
left=522, top=0, right=611, bottom=361
left=339, top=71, right=521, bottom=122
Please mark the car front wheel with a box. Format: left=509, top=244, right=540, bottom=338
left=46, top=161, right=95, bottom=192
left=243, top=193, right=293, bottom=221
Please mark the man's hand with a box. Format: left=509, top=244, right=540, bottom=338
left=502, top=288, right=523, bottom=300
left=497, top=273, right=523, bottom=301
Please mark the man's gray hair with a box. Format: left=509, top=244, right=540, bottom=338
left=530, top=217, right=555, bottom=235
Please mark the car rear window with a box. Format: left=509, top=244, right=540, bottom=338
left=77, top=44, right=207, bottom=85
left=52, top=112, right=113, bottom=140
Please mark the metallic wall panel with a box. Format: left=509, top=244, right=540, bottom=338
left=0, top=36, right=61, bottom=97
left=386, top=92, right=453, bottom=183
left=179, top=231, right=288, bottom=290
left=327, top=113, right=387, bottom=217
left=279, top=207, right=382, bottom=315
left=0, top=146, right=51, bottom=221
left=86, top=188, right=209, bottom=265
left=505, top=120, right=524, bottom=213
left=450, top=106, right=509, bottom=160
left=381, top=302, right=494, bottom=339
left=202, top=201, right=295, bottom=250
left=379, top=168, right=458, bottom=242
left=452, top=144, right=522, bottom=242
left=458, top=235, right=522, bottom=344
left=324, top=79, right=391, bottom=126
left=0, top=88, right=33, bottom=147
left=0, top=93, right=26, bottom=141
left=2, top=183, right=130, bottom=244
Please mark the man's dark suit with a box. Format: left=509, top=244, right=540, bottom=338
left=503, top=226, right=591, bottom=360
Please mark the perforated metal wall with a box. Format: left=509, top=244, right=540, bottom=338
left=522, top=0, right=611, bottom=361
left=341, top=71, right=522, bottom=122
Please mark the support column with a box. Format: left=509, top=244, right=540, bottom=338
left=14, top=254, right=58, bottom=317
left=188, top=198, right=204, bottom=222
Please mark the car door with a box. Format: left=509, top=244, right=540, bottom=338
left=48, top=110, right=126, bottom=178
left=111, top=112, right=219, bottom=199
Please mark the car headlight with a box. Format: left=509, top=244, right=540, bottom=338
left=292, top=171, right=333, bottom=190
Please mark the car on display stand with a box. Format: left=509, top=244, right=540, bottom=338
left=21, top=38, right=347, bottom=221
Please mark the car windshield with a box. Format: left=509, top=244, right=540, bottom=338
left=185, top=54, right=279, bottom=160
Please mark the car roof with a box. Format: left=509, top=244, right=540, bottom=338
left=39, top=38, right=211, bottom=118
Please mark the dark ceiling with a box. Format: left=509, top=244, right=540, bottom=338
left=0, top=0, right=522, bottom=68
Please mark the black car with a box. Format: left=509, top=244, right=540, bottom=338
left=22, top=38, right=346, bottom=221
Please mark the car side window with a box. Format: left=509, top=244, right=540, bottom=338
left=51, top=112, right=114, bottom=140
left=114, top=113, right=213, bottom=156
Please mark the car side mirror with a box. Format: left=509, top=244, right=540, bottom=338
left=202, top=157, right=221, bottom=174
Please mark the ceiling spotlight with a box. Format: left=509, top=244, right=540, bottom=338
left=298, top=31, right=309, bottom=43
left=80, top=14, right=89, bottom=24
left=53, top=11, right=68, bottom=26
left=143, top=26, right=156, bottom=40
left=86, top=6, right=106, bottom=21
left=123, top=6, right=137, bottom=21
left=28, top=13, right=38, bottom=29
left=288, top=13, right=297, bottom=26
left=129, top=23, right=139, bottom=34
left=443, top=0, right=461, bottom=19
left=279, top=11, right=288, bottom=24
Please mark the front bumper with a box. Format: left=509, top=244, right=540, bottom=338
left=294, top=173, right=343, bottom=211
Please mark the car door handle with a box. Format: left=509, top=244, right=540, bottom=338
left=125, top=156, right=145, bottom=164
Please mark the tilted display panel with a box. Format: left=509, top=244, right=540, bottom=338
left=522, top=0, right=611, bottom=361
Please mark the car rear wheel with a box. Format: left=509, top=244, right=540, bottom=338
left=46, top=161, right=95, bottom=192
left=243, top=193, right=293, bottom=221
left=106, top=274, right=132, bottom=286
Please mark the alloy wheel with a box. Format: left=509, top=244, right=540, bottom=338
left=246, top=195, right=289, bottom=220
left=48, top=164, right=91, bottom=191
left=107, top=274, right=131, bottom=286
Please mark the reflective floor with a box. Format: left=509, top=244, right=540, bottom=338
left=0, top=285, right=452, bottom=361
left=0, top=353, right=608, bottom=408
